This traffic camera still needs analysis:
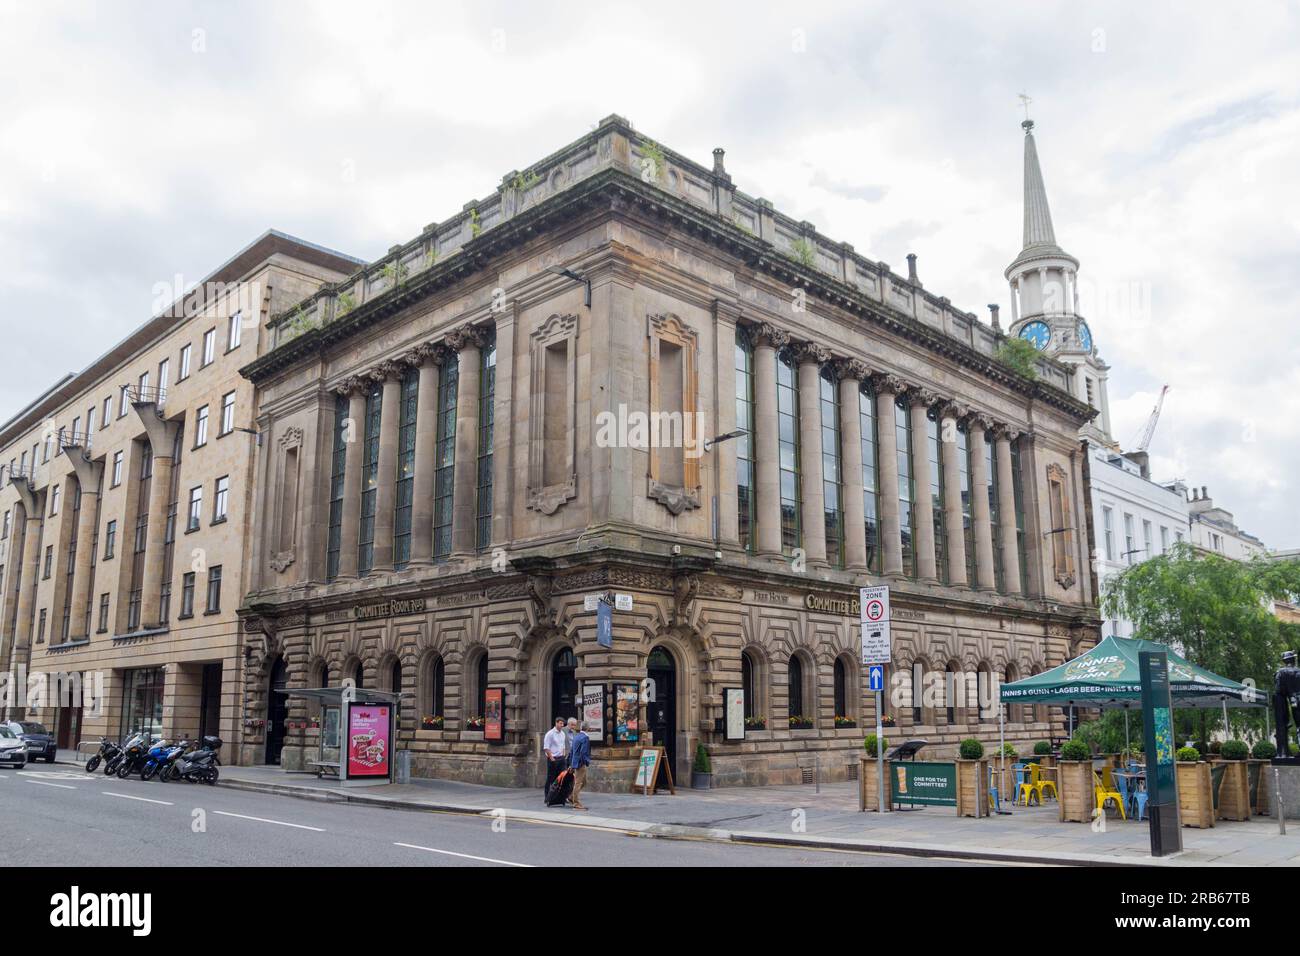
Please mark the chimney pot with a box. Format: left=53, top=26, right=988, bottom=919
left=988, top=303, right=1001, bottom=331
left=712, top=147, right=726, bottom=175
left=906, top=253, right=919, bottom=285
left=1202, top=485, right=1208, bottom=500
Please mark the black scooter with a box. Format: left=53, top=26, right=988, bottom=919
left=173, top=736, right=222, bottom=785
left=114, top=733, right=157, bottom=779
left=84, top=737, right=122, bottom=774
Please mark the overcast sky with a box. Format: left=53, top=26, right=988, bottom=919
left=2, top=1, right=1297, bottom=545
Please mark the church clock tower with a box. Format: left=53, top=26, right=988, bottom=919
left=1005, top=117, right=1114, bottom=447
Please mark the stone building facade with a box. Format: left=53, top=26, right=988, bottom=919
left=0, top=232, right=359, bottom=755
left=239, top=116, right=1101, bottom=790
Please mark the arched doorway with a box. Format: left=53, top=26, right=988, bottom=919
left=265, top=656, right=289, bottom=765
left=551, top=646, right=578, bottom=723
left=646, top=645, right=677, bottom=778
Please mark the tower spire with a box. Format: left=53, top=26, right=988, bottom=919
left=1021, top=119, right=1060, bottom=252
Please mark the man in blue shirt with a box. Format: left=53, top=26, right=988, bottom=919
left=568, top=724, right=591, bottom=810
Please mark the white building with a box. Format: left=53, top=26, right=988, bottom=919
left=1167, top=482, right=1267, bottom=561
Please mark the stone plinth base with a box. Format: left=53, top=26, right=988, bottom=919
left=1266, top=763, right=1300, bottom=820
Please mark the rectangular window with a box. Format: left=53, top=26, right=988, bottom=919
left=50, top=483, right=60, bottom=516
left=476, top=339, right=496, bottom=551
left=111, top=451, right=124, bottom=487
left=1, top=509, right=9, bottom=539
left=927, top=413, right=946, bottom=583
left=43, top=544, right=53, bottom=578
left=896, top=400, right=915, bottom=577
left=1046, top=464, right=1076, bottom=586
left=202, top=328, right=216, bottom=367
left=87, top=406, right=96, bottom=440
left=205, top=565, right=222, bottom=613
left=860, top=383, right=879, bottom=573
left=358, top=384, right=383, bottom=573
left=735, top=333, right=756, bottom=552
left=1142, top=520, right=1153, bottom=563
left=1103, top=506, right=1114, bottom=561
left=228, top=312, right=242, bottom=351
left=187, top=486, right=203, bottom=531
left=393, top=368, right=420, bottom=568
left=1160, top=525, right=1170, bottom=554
left=179, top=344, right=192, bottom=380
left=104, top=520, right=117, bottom=559
left=119, top=384, right=130, bottom=417
left=103, top=395, right=112, bottom=426
left=219, top=392, right=235, bottom=436
left=213, top=475, right=229, bottom=522
left=138, top=369, right=150, bottom=399
left=195, top=406, right=209, bottom=446
left=820, top=369, right=842, bottom=566
left=433, top=361, right=458, bottom=561
left=158, top=358, right=170, bottom=399
left=777, top=350, right=801, bottom=554
left=325, top=394, right=348, bottom=581
left=180, top=572, right=195, bottom=618
left=37, top=608, right=47, bottom=643
left=97, top=593, right=110, bottom=633
left=1123, top=513, right=1136, bottom=564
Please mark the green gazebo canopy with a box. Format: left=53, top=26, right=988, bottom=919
left=999, top=635, right=1266, bottom=710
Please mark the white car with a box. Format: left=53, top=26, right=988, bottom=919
left=0, top=726, right=26, bottom=768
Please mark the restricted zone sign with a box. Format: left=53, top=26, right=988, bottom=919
left=859, top=585, right=891, bottom=664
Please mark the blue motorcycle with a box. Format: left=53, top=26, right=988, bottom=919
left=140, top=738, right=179, bottom=782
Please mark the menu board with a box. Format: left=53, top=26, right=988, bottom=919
left=581, top=684, right=605, bottom=742
left=346, top=703, right=391, bottom=779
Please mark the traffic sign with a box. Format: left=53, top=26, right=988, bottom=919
left=859, top=585, right=891, bottom=664
left=868, top=664, right=884, bottom=693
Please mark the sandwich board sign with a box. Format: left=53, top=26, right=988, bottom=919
left=859, top=586, right=891, bottom=664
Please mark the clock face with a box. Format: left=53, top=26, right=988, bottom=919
left=1078, top=321, right=1093, bottom=352
left=1019, top=320, right=1051, bottom=350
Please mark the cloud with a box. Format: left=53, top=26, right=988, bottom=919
left=1, top=0, right=1297, bottom=546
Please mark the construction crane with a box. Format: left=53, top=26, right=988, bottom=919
left=1132, top=385, right=1169, bottom=453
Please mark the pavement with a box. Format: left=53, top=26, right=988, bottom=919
left=194, top=761, right=1300, bottom=867
left=3, top=763, right=977, bottom=867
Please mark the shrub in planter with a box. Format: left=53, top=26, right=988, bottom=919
left=959, top=738, right=985, bottom=760
left=691, top=744, right=713, bottom=790
left=863, top=733, right=886, bottom=758
left=1220, top=739, right=1249, bottom=761
left=954, top=742, right=988, bottom=817
left=1033, top=740, right=1052, bottom=756
left=1252, top=740, right=1277, bottom=760
left=1060, top=739, right=1091, bottom=762
left=1176, top=756, right=1215, bottom=827
left=1000, top=743, right=1019, bottom=758
left=1176, top=746, right=1201, bottom=763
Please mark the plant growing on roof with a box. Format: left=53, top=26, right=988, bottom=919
left=509, top=169, right=540, bottom=193
left=336, top=291, right=356, bottom=316
left=789, top=238, right=816, bottom=268
left=995, top=337, right=1040, bottom=380
left=638, top=138, right=667, bottom=183
left=468, top=207, right=482, bottom=238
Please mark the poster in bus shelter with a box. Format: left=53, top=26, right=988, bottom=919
left=581, top=683, right=605, bottom=742
left=484, top=688, right=505, bottom=742
left=615, top=683, right=639, bottom=743
left=346, top=703, right=391, bottom=779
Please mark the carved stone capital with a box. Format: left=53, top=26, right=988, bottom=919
left=446, top=323, right=491, bottom=352
left=912, top=388, right=942, bottom=410
left=938, top=400, right=969, bottom=422
left=871, top=372, right=910, bottom=397
left=965, top=411, right=995, bottom=433
left=334, top=375, right=368, bottom=397
left=402, top=342, right=437, bottom=368
left=750, top=322, right=789, bottom=351
left=789, top=340, right=830, bottom=367
left=993, top=423, right=1022, bottom=443
left=832, top=357, right=871, bottom=383
left=369, top=360, right=403, bottom=384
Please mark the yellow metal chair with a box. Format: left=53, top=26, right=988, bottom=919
left=1093, top=770, right=1127, bottom=820
left=1017, top=763, right=1058, bottom=806
left=1033, top=763, right=1058, bottom=804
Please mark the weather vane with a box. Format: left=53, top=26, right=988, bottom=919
left=1018, top=93, right=1033, bottom=121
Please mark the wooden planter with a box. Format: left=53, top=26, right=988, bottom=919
left=1216, top=760, right=1251, bottom=821
left=1057, top=760, right=1093, bottom=823
left=1249, top=760, right=1270, bottom=815
left=859, top=755, right=892, bottom=811
left=1177, top=761, right=1215, bottom=828
left=955, top=759, right=988, bottom=818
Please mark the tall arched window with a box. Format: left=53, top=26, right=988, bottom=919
left=426, top=655, right=446, bottom=721
left=820, top=367, right=843, bottom=566
left=833, top=657, right=848, bottom=719
left=741, top=651, right=755, bottom=719
left=551, top=646, right=578, bottom=721
left=788, top=654, right=805, bottom=720
left=735, top=329, right=756, bottom=552
left=945, top=661, right=960, bottom=725
left=476, top=652, right=489, bottom=719
left=912, top=660, right=925, bottom=725
left=776, top=348, right=801, bottom=553
left=352, top=660, right=365, bottom=690
left=391, top=660, right=403, bottom=695
left=977, top=663, right=991, bottom=723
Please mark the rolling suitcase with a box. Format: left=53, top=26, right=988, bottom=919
left=546, top=768, right=573, bottom=806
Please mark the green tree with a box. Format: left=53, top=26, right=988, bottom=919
left=1101, top=543, right=1300, bottom=742
left=994, top=338, right=1040, bottom=380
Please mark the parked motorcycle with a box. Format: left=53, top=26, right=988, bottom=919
left=84, top=737, right=122, bottom=774
left=105, top=732, right=144, bottom=776
left=174, top=735, right=222, bottom=785
left=114, top=733, right=157, bottom=779
left=140, top=738, right=179, bottom=781
left=155, top=739, right=193, bottom=782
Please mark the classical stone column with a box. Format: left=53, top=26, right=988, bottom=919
left=752, top=323, right=788, bottom=559
left=968, top=414, right=997, bottom=590
left=835, top=359, right=869, bottom=572
left=368, top=362, right=403, bottom=573
left=939, top=401, right=969, bottom=587
left=449, top=324, right=485, bottom=559
left=872, top=374, right=904, bottom=577
left=909, top=391, right=939, bottom=583
left=994, top=426, right=1023, bottom=595
left=336, top=378, right=368, bottom=580
left=66, top=452, right=104, bottom=638
left=407, top=344, right=442, bottom=566
left=793, top=342, right=829, bottom=566
left=139, top=444, right=177, bottom=629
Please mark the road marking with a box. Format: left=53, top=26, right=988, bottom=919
left=213, top=810, right=324, bottom=832
left=26, top=780, right=76, bottom=790
left=102, top=790, right=173, bottom=806
left=394, top=842, right=533, bottom=867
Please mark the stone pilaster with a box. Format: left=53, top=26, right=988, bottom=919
left=65, top=450, right=104, bottom=638
left=369, top=361, right=404, bottom=573
left=751, top=322, right=788, bottom=559
left=336, top=378, right=368, bottom=580
left=449, top=324, right=487, bottom=559
left=872, top=374, right=905, bottom=577
left=909, top=390, right=939, bottom=583
left=835, top=359, right=869, bottom=572
left=968, top=414, right=996, bottom=590
left=793, top=341, right=829, bottom=566
left=939, top=401, right=969, bottom=587
left=995, top=426, right=1023, bottom=595
left=8, top=484, right=44, bottom=685
left=135, top=409, right=180, bottom=629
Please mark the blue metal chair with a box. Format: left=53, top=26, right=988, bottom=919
left=1133, top=788, right=1149, bottom=821
left=1113, top=772, right=1132, bottom=817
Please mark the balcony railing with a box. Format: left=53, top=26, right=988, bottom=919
left=59, top=431, right=93, bottom=452
left=127, top=385, right=168, bottom=408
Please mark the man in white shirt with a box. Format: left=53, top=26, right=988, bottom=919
left=542, top=717, right=567, bottom=802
